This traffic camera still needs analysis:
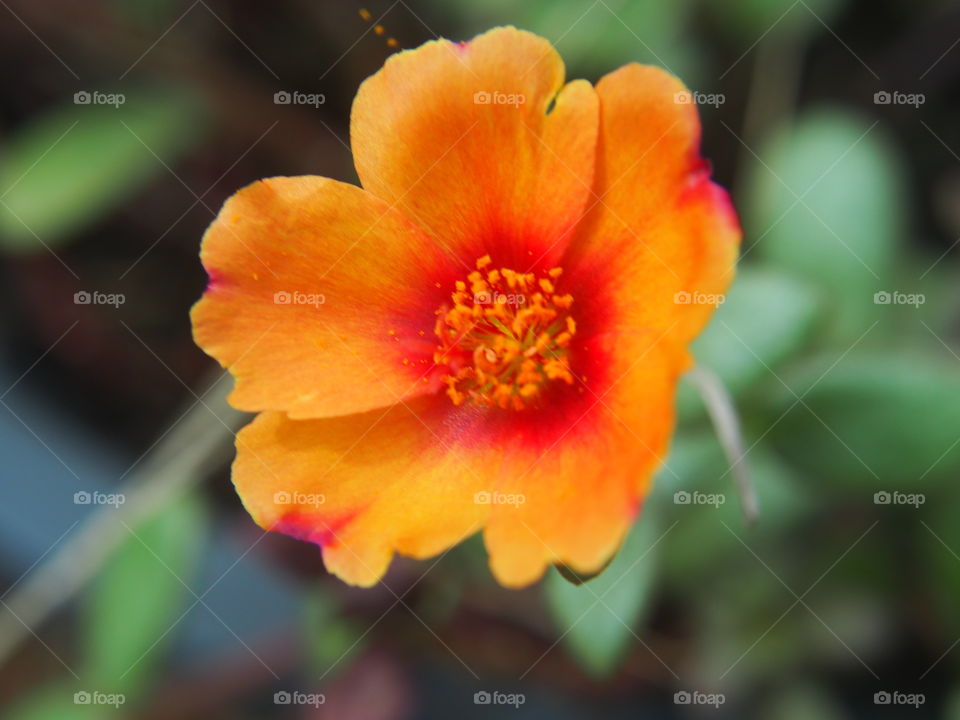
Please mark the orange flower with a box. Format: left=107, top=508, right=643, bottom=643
left=191, top=27, right=739, bottom=588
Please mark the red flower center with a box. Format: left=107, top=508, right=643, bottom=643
left=434, top=255, right=577, bottom=410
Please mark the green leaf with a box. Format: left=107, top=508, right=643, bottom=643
left=652, top=433, right=813, bottom=588
left=746, top=110, right=903, bottom=337
left=82, top=493, right=207, bottom=696
left=678, top=267, right=820, bottom=418
left=303, top=588, right=367, bottom=680
left=0, top=86, right=204, bottom=252
left=710, top=0, right=845, bottom=42
left=760, top=685, right=849, bottom=720
left=4, top=684, right=100, bottom=720
left=768, top=353, right=960, bottom=487
left=544, top=516, right=659, bottom=677
left=946, top=686, right=960, bottom=720
left=433, top=0, right=700, bottom=79
left=926, top=498, right=960, bottom=641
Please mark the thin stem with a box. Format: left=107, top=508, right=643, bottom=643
left=686, top=365, right=759, bottom=526
left=0, top=372, right=246, bottom=667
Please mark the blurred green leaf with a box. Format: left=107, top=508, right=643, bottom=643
left=435, top=0, right=700, bottom=80
left=946, top=686, right=960, bottom=719
left=653, top=432, right=813, bottom=587
left=760, top=684, right=849, bottom=720
left=679, top=267, right=820, bottom=418
left=768, top=353, right=960, bottom=486
left=746, top=109, right=903, bottom=337
left=4, top=684, right=100, bottom=720
left=304, top=588, right=367, bottom=680
left=709, top=0, right=844, bottom=42
left=544, top=516, right=659, bottom=677
left=110, top=0, right=182, bottom=27
left=926, top=499, right=960, bottom=641
left=0, top=86, right=204, bottom=252
left=695, top=557, right=805, bottom=690
left=82, top=492, right=207, bottom=696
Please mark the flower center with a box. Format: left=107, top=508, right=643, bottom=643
left=434, top=255, right=577, bottom=410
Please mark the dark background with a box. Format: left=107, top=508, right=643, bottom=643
left=1, top=0, right=959, bottom=718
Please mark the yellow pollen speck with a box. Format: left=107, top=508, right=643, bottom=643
left=359, top=8, right=372, bottom=21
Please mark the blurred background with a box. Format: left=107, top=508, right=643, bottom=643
left=1, top=0, right=959, bottom=717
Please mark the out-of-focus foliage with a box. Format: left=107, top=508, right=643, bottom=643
left=82, top=493, right=207, bottom=696
left=545, top=516, right=659, bottom=677
left=746, top=111, right=903, bottom=337
left=769, top=354, right=960, bottom=485
left=2, top=0, right=959, bottom=716
left=709, top=0, right=844, bottom=40
left=0, top=86, right=204, bottom=252
left=437, top=0, right=701, bottom=79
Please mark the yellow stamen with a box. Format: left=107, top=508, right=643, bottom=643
left=434, top=260, right=577, bottom=409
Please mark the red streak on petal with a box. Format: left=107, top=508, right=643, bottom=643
left=205, top=267, right=223, bottom=292
left=272, top=510, right=358, bottom=549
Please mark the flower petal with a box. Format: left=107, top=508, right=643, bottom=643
left=232, top=333, right=684, bottom=588
left=232, top=397, right=494, bottom=587
left=192, top=176, right=458, bottom=419
left=482, top=332, right=685, bottom=587
left=351, top=26, right=599, bottom=268
left=563, top=64, right=740, bottom=347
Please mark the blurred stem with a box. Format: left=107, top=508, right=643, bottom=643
left=687, top=365, right=758, bottom=526
left=0, top=372, right=245, bottom=667
left=736, top=29, right=805, bottom=187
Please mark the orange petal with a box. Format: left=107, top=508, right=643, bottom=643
left=192, top=176, right=459, bottom=419
left=483, top=332, right=684, bottom=587
left=232, top=332, right=681, bottom=589
left=351, top=26, right=598, bottom=269
left=563, top=64, right=740, bottom=347
left=232, top=397, right=493, bottom=586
